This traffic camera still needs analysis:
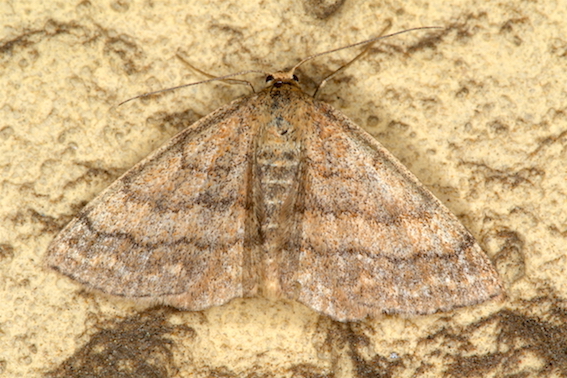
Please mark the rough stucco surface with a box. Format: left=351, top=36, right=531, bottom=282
left=1, top=1, right=566, bottom=377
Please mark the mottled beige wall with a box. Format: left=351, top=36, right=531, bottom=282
left=1, top=1, right=566, bottom=377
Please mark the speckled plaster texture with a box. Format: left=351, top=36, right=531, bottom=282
left=0, top=1, right=566, bottom=377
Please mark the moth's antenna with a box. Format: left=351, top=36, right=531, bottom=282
left=118, top=69, right=265, bottom=106
left=176, top=53, right=257, bottom=93
left=287, top=26, right=443, bottom=97
left=291, top=26, right=443, bottom=73
left=311, top=21, right=392, bottom=96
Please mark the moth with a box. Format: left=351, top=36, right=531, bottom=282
left=46, top=29, right=503, bottom=321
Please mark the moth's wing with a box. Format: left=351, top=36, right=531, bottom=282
left=281, top=102, right=504, bottom=321
left=46, top=98, right=258, bottom=310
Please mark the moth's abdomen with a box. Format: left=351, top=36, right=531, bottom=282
left=254, top=111, right=303, bottom=297
left=255, top=115, right=302, bottom=244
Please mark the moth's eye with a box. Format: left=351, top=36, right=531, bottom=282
left=292, top=74, right=299, bottom=82
left=266, top=75, right=274, bottom=82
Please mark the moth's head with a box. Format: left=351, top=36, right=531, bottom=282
left=265, top=71, right=300, bottom=89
